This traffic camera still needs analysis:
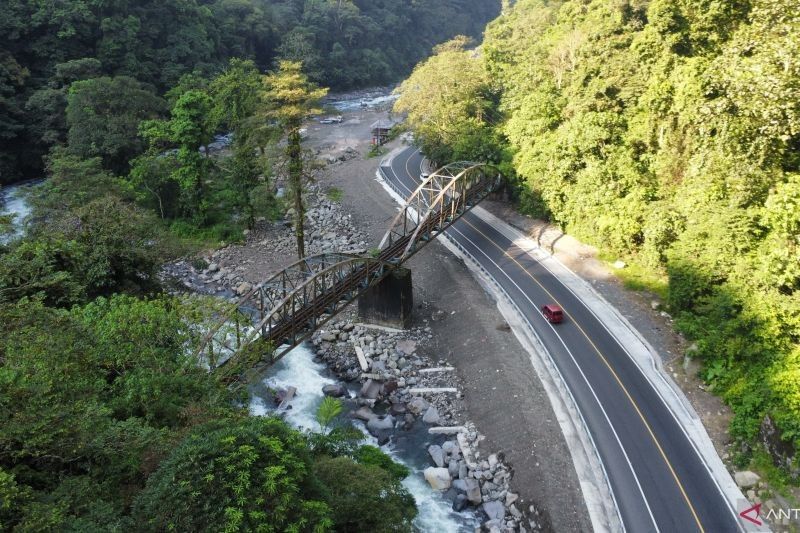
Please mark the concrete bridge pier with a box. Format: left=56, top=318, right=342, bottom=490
left=358, top=267, right=413, bottom=329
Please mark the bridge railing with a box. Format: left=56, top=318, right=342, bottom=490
left=195, top=161, right=503, bottom=371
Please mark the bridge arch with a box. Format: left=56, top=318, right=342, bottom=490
left=196, top=161, right=503, bottom=370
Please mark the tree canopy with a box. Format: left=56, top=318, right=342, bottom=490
left=398, top=0, right=800, bottom=462
left=1, top=0, right=501, bottom=183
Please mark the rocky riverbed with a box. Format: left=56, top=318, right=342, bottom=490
left=308, top=320, right=546, bottom=532
left=161, top=181, right=370, bottom=297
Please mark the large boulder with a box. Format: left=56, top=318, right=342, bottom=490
left=407, top=396, right=429, bottom=415
left=482, top=500, right=505, bottom=521
left=428, top=445, right=445, bottom=467
left=423, top=467, right=452, bottom=491
left=422, top=406, right=441, bottom=424
left=351, top=406, right=376, bottom=422
left=734, top=471, right=761, bottom=489
left=464, top=478, right=481, bottom=505
left=453, top=494, right=468, bottom=512
left=442, top=440, right=459, bottom=455
left=360, top=379, right=382, bottom=399
left=448, top=460, right=459, bottom=478
left=322, top=384, right=347, bottom=398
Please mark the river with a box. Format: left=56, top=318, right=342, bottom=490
left=249, top=344, right=480, bottom=532
left=0, top=179, right=40, bottom=244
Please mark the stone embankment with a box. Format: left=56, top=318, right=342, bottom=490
left=310, top=322, right=546, bottom=533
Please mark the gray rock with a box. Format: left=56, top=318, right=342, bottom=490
left=483, top=500, right=505, bottom=521
left=464, top=478, right=481, bottom=505
left=395, top=339, right=417, bottom=355
left=453, top=494, right=468, bottom=512
left=206, top=262, right=219, bottom=273
left=360, top=379, right=382, bottom=399
left=352, top=406, right=375, bottom=421
left=422, top=406, right=441, bottom=424
left=448, top=460, right=460, bottom=478
left=734, top=471, right=761, bottom=489
left=235, top=282, right=253, bottom=295
left=322, top=384, right=347, bottom=398
left=458, top=461, right=468, bottom=480
left=442, top=440, right=458, bottom=455
left=321, top=332, right=337, bottom=342
left=366, top=414, right=395, bottom=434
left=428, top=445, right=445, bottom=467
left=488, top=454, right=499, bottom=468
left=407, top=396, right=429, bottom=415
left=423, top=467, right=452, bottom=490
left=505, top=492, right=519, bottom=507
left=382, top=380, right=399, bottom=395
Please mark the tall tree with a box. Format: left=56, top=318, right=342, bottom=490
left=139, top=89, right=217, bottom=223
left=212, top=59, right=264, bottom=227
left=262, top=61, right=327, bottom=259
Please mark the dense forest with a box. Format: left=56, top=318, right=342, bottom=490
left=397, top=0, right=800, bottom=468
left=0, top=1, right=501, bottom=529
left=1, top=0, right=500, bottom=183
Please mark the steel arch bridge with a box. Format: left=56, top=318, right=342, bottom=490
left=197, top=161, right=502, bottom=371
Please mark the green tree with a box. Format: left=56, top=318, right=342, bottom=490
left=140, top=89, right=217, bottom=223
left=212, top=58, right=267, bottom=227
left=314, top=456, right=417, bottom=533
left=133, top=417, right=333, bottom=532
left=0, top=196, right=163, bottom=306
left=394, top=37, right=501, bottom=166
left=423, top=0, right=800, bottom=455
left=263, top=61, right=327, bottom=259
left=65, top=76, right=166, bottom=174
left=316, top=397, right=343, bottom=432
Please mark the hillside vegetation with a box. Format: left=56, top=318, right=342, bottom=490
left=0, top=1, right=507, bottom=528
left=397, top=0, right=800, bottom=467
left=1, top=0, right=500, bottom=182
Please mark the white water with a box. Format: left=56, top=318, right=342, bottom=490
left=249, top=343, right=336, bottom=431
left=329, top=92, right=399, bottom=112
left=0, top=180, right=40, bottom=243
left=249, top=344, right=479, bottom=532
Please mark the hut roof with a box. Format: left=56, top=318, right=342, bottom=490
left=370, top=119, right=395, bottom=130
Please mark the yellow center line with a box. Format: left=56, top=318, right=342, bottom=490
left=458, top=215, right=705, bottom=533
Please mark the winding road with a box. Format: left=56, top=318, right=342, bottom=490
left=381, top=146, right=744, bottom=533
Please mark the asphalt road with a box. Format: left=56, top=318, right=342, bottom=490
left=382, top=146, right=742, bottom=533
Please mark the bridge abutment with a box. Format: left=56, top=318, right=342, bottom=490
left=358, top=267, right=413, bottom=329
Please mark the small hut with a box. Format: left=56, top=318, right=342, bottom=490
left=370, top=119, right=395, bottom=146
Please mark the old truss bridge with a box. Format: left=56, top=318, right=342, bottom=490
left=198, top=161, right=502, bottom=371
